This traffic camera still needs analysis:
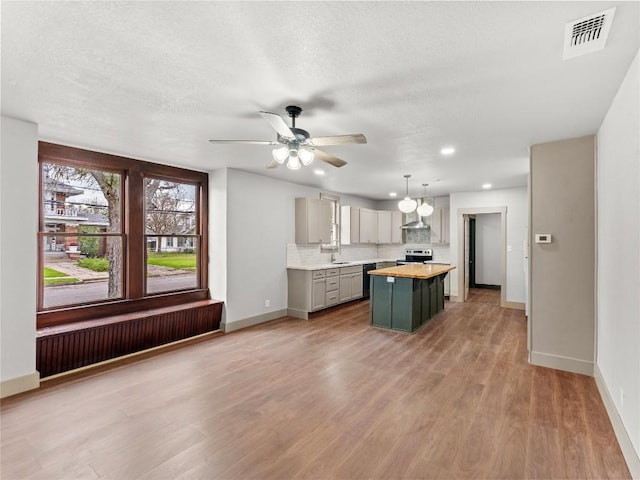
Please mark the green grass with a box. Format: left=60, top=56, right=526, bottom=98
left=44, top=267, right=69, bottom=278
left=147, top=252, right=196, bottom=270
left=77, top=257, right=110, bottom=272
left=45, top=277, right=79, bottom=286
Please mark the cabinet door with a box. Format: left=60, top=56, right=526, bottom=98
left=350, top=207, right=361, bottom=244
left=360, top=208, right=378, bottom=243
left=441, top=208, right=450, bottom=244
left=351, top=272, right=363, bottom=299
left=306, top=198, right=321, bottom=243
left=312, top=278, right=326, bottom=311
left=377, top=210, right=392, bottom=244
left=339, top=275, right=352, bottom=302
left=391, top=211, right=403, bottom=244
left=296, top=198, right=332, bottom=244
left=430, top=208, right=442, bottom=244
left=318, top=199, right=332, bottom=243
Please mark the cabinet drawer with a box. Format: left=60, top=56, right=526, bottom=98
left=326, top=290, right=339, bottom=306
left=340, top=265, right=362, bottom=275
left=312, top=270, right=326, bottom=279
left=326, top=268, right=340, bottom=277
left=326, top=276, right=339, bottom=292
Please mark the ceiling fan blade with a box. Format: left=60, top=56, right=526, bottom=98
left=310, top=134, right=367, bottom=146
left=259, top=111, right=295, bottom=139
left=314, top=149, right=347, bottom=168
left=208, top=139, right=278, bottom=145
left=266, top=160, right=280, bottom=169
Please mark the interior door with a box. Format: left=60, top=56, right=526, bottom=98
left=464, top=214, right=470, bottom=301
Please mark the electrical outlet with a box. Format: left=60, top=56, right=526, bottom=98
left=620, top=388, right=624, bottom=409
left=265, top=299, right=270, bottom=308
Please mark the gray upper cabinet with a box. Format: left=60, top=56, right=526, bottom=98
left=430, top=207, right=450, bottom=244
left=377, top=210, right=403, bottom=244
left=295, top=197, right=332, bottom=244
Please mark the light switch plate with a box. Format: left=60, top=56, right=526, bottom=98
left=535, top=233, right=552, bottom=243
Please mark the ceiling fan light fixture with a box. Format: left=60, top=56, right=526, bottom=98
left=299, top=148, right=314, bottom=166
left=272, top=146, right=288, bottom=164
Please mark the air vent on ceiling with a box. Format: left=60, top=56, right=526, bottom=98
left=563, top=7, right=616, bottom=60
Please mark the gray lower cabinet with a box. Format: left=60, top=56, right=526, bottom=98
left=339, top=265, right=363, bottom=302
left=288, top=265, right=363, bottom=318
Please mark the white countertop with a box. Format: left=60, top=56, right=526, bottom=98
left=287, top=258, right=398, bottom=271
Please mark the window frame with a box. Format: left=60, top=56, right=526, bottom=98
left=37, top=142, right=209, bottom=329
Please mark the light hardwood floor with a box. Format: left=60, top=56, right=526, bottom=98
left=1, top=291, right=630, bottom=479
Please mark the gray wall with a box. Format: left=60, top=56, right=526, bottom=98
left=529, top=135, right=595, bottom=375
left=475, top=213, right=501, bottom=286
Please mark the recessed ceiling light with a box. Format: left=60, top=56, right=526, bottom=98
left=440, top=147, right=455, bottom=155
left=313, top=169, right=325, bottom=176
left=389, top=192, right=397, bottom=197
left=482, top=183, right=492, bottom=189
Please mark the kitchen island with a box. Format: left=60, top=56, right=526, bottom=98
left=369, top=264, right=456, bottom=333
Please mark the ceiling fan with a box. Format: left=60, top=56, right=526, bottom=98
left=209, top=105, right=367, bottom=170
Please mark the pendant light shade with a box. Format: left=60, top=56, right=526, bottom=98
left=398, top=197, right=418, bottom=213
left=416, top=183, right=434, bottom=216
left=417, top=202, right=434, bottom=217
left=398, top=174, right=417, bottom=213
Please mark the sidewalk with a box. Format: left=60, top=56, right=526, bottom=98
left=44, top=253, right=187, bottom=281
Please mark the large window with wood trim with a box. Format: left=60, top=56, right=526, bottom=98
left=38, top=142, right=209, bottom=328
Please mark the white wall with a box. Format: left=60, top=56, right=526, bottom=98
left=596, top=50, right=640, bottom=466
left=449, top=187, right=527, bottom=303
left=0, top=116, right=39, bottom=392
left=217, top=168, right=376, bottom=327
left=475, top=213, right=501, bottom=285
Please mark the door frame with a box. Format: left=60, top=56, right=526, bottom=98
left=456, top=206, right=507, bottom=308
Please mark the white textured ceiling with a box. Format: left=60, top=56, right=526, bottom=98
left=2, top=1, right=638, bottom=199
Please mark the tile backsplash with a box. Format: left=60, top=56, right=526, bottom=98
left=287, top=242, right=450, bottom=266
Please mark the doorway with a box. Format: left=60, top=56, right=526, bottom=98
left=457, top=206, right=507, bottom=308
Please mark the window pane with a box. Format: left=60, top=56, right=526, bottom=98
left=146, top=236, right=198, bottom=294
left=41, top=163, right=123, bottom=309
left=42, top=163, right=121, bottom=232
left=42, top=235, right=123, bottom=308
left=145, top=179, right=196, bottom=236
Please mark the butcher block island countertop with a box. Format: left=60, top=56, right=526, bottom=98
left=369, top=263, right=455, bottom=279
left=369, top=264, right=456, bottom=333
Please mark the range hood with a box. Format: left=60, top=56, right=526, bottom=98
left=401, top=214, right=429, bottom=230
left=400, top=199, right=433, bottom=229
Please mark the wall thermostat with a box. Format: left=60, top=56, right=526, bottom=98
left=535, top=233, right=552, bottom=243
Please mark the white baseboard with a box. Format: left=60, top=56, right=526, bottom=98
left=223, top=309, right=288, bottom=333
left=0, top=371, right=40, bottom=399
left=503, top=300, right=525, bottom=310
left=594, top=365, right=640, bottom=479
left=530, top=351, right=594, bottom=376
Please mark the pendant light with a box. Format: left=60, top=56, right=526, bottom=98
left=398, top=174, right=418, bottom=213
left=416, top=183, right=434, bottom=217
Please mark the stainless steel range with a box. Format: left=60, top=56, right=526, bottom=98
left=396, top=248, right=433, bottom=265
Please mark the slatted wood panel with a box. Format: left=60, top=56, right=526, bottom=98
left=36, top=301, right=222, bottom=377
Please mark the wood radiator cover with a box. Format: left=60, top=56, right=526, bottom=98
left=37, top=301, right=223, bottom=378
